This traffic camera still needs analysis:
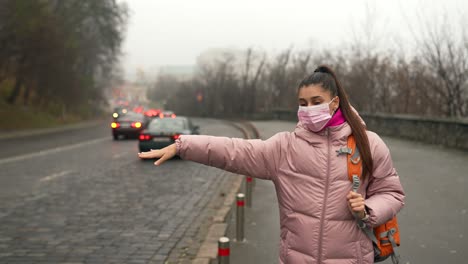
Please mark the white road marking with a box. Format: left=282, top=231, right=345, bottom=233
left=0, top=137, right=109, bottom=165
left=40, top=170, right=74, bottom=182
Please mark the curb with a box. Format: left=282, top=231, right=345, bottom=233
left=223, top=121, right=250, bottom=139
left=0, top=119, right=105, bottom=140
left=191, top=171, right=243, bottom=264
left=224, top=119, right=262, bottom=140
left=241, top=121, right=262, bottom=139
left=191, top=121, right=253, bottom=264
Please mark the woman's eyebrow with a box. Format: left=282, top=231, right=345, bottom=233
left=310, top=96, right=322, bottom=100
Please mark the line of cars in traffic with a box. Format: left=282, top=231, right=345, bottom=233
left=111, top=106, right=199, bottom=153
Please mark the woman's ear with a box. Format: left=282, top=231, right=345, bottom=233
left=330, top=96, right=340, bottom=114
left=334, top=96, right=340, bottom=111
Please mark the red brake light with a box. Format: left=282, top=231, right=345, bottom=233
left=172, top=134, right=180, bottom=140
left=145, top=109, right=160, bottom=117
left=159, top=113, right=164, bottom=118
left=133, top=106, right=144, bottom=113
left=171, top=114, right=176, bottom=118
left=111, top=122, right=120, bottom=128
left=139, top=134, right=152, bottom=141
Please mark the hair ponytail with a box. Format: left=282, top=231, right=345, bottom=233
left=299, top=65, right=373, bottom=179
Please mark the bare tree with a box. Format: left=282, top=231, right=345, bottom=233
left=415, top=15, right=468, bottom=117
left=0, top=0, right=128, bottom=117
left=147, top=9, right=468, bottom=120
left=240, top=48, right=266, bottom=114
left=266, top=48, right=292, bottom=111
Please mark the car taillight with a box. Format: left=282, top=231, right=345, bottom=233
left=172, top=134, right=180, bottom=140
left=111, top=122, right=120, bottom=128
left=171, top=114, right=176, bottom=118
left=134, top=107, right=144, bottom=113
left=159, top=113, right=164, bottom=118
left=139, top=134, right=152, bottom=141
left=132, top=122, right=142, bottom=128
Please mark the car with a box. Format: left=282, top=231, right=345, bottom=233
left=158, top=110, right=176, bottom=118
left=138, top=116, right=199, bottom=152
left=144, top=108, right=162, bottom=118
left=111, top=112, right=146, bottom=140
left=112, top=106, right=129, bottom=119
left=143, top=108, right=162, bottom=124
left=133, top=106, right=144, bottom=114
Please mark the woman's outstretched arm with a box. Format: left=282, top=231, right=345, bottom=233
left=138, top=133, right=285, bottom=180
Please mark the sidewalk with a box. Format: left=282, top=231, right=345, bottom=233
left=226, top=120, right=297, bottom=264
left=224, top=120, right=468, bottom=264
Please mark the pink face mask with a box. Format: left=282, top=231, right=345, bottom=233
left=298, top=99, right=335, bottom=132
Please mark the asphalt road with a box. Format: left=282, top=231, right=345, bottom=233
left=0, top=118, right=244, bottom=264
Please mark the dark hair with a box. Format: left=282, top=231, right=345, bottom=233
left=298, top=65, right=373, bottom=179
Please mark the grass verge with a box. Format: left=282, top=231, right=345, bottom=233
left=0, top=101, right=104, bottom=132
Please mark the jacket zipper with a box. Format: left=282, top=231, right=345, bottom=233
left=317, top=128, right=331, bottom=263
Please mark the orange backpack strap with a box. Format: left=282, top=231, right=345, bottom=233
left=346, top=135, right=381, bottom=246
left=347, top=135, right=362, bottom=192
left=346, top=135, right=401, bottom=264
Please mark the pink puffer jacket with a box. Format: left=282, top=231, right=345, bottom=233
left=176, top=121, right=405, bottom=264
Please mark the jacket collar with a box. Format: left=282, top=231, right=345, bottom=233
left=294, top=121, right=351, bottom=144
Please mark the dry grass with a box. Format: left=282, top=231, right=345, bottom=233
left=0, top=100, right=83, bottom=131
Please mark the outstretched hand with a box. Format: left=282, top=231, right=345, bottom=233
left=138, top=144, right=177, bottom=166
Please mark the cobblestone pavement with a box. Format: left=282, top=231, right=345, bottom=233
left=0, top=118, right=243, bottom=264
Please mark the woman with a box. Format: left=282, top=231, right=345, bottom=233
left=138, top=65, right=405, bottom=264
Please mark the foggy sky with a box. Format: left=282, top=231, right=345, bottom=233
left=120, top=0, right=467, bottom=80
